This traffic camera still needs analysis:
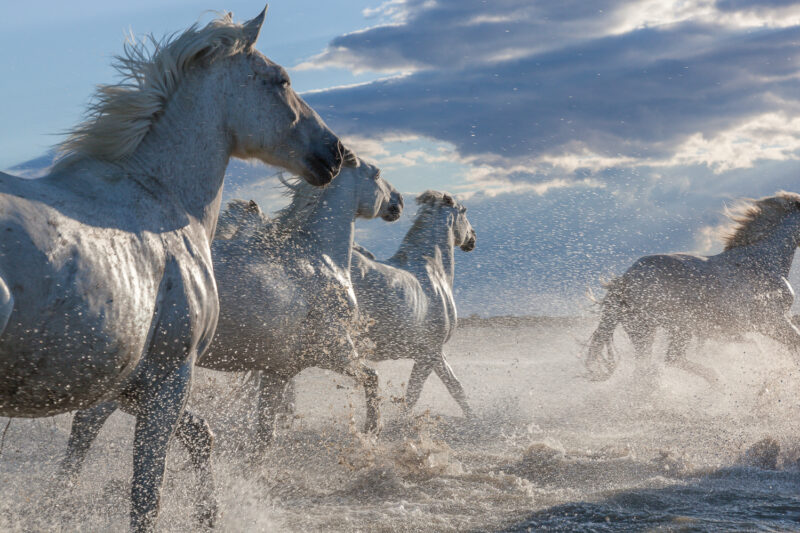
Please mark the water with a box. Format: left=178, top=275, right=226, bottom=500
left=1, top=319, right=800, bottom=531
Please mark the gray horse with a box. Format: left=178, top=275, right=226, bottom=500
left=586, top=191, right=800, bottom=383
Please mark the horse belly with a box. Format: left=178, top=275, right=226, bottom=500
left=0, top=214, right=158, bottom=416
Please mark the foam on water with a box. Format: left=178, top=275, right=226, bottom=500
left=1, top=319, right=800, bottom=531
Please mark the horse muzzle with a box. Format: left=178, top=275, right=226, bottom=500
left=461, top=232, right=476, bottom=251
left=302, top=139, right=347, bottom=186
left=381, top=192, right=404, bottom=221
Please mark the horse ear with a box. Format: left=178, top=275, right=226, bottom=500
left=443, top=194, right=456, bottom=207
left=243, top=5, right=268, bottom=46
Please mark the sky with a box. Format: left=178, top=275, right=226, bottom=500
left=3, top=1, right=800, bottom=315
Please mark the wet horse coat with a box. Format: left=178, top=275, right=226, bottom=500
left=350, top=191, right=477, bottom=417
left=19, top=9, right=346, bottom=530
left=585, top=191, right=800, bottom=383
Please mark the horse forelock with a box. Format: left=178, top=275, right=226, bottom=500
left=722, top=191, right=800, bottom=250
left=54, top=12, right=253, bottom=168
left=415, top=190, right=462, bottom=210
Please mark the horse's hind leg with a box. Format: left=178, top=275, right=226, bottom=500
left=256, top=371, right=290, bottom=450
left=59, top=402, right=118, bottom=481
left=431, top=353, right=474, bottom=419
left=665, top=329, right=718, bottom=385
left=174, top=410, right=217, bottom=527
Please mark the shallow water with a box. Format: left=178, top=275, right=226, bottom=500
left=2, top=320, right=800, bottom=531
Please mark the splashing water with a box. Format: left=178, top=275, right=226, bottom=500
left=1, top=318, right=800, bottom=531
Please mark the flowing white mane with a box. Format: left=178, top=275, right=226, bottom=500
left=55, top=12, right=253, bottom=167
left=721, top=191, right=800, bottom=250
left=273, top=154, right=362, bottom=230
left=272, top=174, right=328, bottom=230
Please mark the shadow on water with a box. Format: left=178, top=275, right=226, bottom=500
left=495, top=466, right=800, bottom=532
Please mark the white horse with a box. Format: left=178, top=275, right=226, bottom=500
left=4, top=8, right=347, bottom=531
left=207, top=157, right=402, bottom=447
left=62, top=157, right=402, bottom=464
left=349, top=191, right=476, bottom=418
left=585, top=191, right=800, bottom=383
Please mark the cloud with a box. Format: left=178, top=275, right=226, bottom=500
left=304, top=5, right=800, bottom=187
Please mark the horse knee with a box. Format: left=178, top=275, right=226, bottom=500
left=361, top=367, right=379, bottom=390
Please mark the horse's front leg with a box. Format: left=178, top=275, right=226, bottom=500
left=341, top=360, right=381, bottom=434
left=404, top=359, right=435, bottom=413
left=60, top=402, right=118, bottom=482
left=174, top=410, right=217, bottom=528
left=431, top=353, right=474, bottom=419
left=129, top=360, right=196, bottom=533
left=256, top=371, right=290, bottom=450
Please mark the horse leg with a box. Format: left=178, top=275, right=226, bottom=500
left=276, top=378, right=296, bottom=429
left=405, top=359, right=435, bottom=413
left=431, top=353, right=474, bottom=419
left=174, top=410, right=217, bottom=528
left=60, top=402, right=118, bottom=481
left=665, top=329, right=718, bottom=385
left=128, top=361, right=196, bottom=533
left=256, top=372, right=290, bottom=450
left=0, top=275, right=13, bottom=334
left=340, top=361, right=381, bottom=434
left=623, top=317, right=656, bottom=381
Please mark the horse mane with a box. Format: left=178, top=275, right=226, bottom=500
left=270, top=174, right=327, bottom=232
left=54, top=12, right=253, bottom=168
left=272, top=155, right=363, bottom=231
left=722, top=191, right=800, bottom=250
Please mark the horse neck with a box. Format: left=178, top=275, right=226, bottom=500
left=123, top=78, right=230, bottom=239
left=299, top=184, right=357, bottom=269
left=739, top=213, right=800, bottom=277
left=392, top=214, right=456, bottom=286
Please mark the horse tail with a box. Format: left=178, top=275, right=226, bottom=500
left=585, top=277, right=625, bottom=381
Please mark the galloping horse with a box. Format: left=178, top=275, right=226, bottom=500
left=350, top=191, right=476, bottom=417
left=4, top=8, right=346, bottom=530
left=212, top=158, right=402, bottom=446
left=62, top=157, right=402, bottom=462
left=585, top=191, right=800, bottom=383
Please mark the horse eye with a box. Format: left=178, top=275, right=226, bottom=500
left=280, top=79, right=290, bottom=89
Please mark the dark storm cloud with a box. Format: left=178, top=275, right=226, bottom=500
left=716, top=0, right=800, bottom=11
left=307, top=20, right=800, bottom=165
left=315, top=0, right=628, bottom=72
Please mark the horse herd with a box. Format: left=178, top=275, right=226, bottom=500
left=2, top=7, right=799, bottom=532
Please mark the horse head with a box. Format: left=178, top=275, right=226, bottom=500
left=218, top=7, right=347, bottom=185
left=343, top=155, right=403, bottom=222
left=416, top=191, right=476, bottom=251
